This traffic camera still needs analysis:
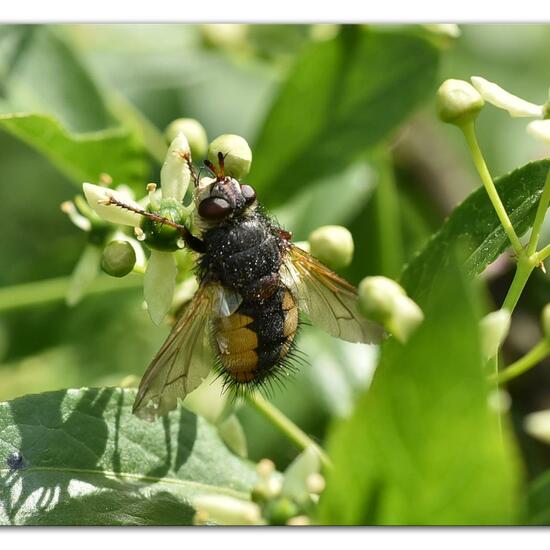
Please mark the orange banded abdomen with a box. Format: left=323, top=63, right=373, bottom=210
left=214, top=287, right=298, bottom=384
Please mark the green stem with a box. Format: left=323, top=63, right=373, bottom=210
left=492, top=339, right=550, bottom=384
left=0, top=274, right=142, bottom=313
left=461, top=122, right=523, bottom=256
left=527, top=168, right=550, bottom=256
left=501, top=256, right=535, bottom=313
left=245, top=392, right=332, bottom=470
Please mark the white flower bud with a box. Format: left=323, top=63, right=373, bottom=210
left=542, top=303, right=550, bottom=340
left=470, top=76, right=543, bottom=118
left=436, top=79, right=485, bottom=125
left=208, top=134, right=252, bottom=179
left=527, top=120, right=550, bottom=144
left=386, top=294, right=425, bottom=344
left=524, top=410, right=550, bottom=444
left=144, top=250, right=177, bottom=325
left=480, top=309, right=511, bottom=360
left=191, top=495, right=263, bottom=526
left=165, top=118, right=208, bottom=160
left=308, top=225, right=354, bottom=270
left=161, top=134, right=191, bottom=202
left=82, top=183, right=143, bottom=227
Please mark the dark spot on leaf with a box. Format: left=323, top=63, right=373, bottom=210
left=6, top=451, right=26, bottom=470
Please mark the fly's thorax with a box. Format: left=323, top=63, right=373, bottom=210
left=214, top=287, right=299, bottom=384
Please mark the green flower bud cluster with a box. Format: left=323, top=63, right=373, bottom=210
left=358, top=276, right=424, bottom=343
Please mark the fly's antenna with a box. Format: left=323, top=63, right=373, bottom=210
left=100, top=195, right=205, bottom=252
left=203, top=159, right=219, bottom=179
left=217, top=152, right=225, bottom=178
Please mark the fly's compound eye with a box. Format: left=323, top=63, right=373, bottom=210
left=240, top=184, right=256, bottom=205
left=198, top=197, right=232, bottom=220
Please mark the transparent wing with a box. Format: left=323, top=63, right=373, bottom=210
left=133, top=282, right=217, bottom=420
left=281, top=244, right=384, bottom=344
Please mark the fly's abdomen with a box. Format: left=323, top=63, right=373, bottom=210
left=214, top=287, right=299, bottom=384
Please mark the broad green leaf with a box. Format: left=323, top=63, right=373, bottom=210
left=250, top=27, right=439, bottom=206
left=317, top=261, right=521, bottom=525
left=0, top=113, right=149, bottom=187
left=0, top=388, right=258, bottom=525
left=527, top=470, right=550, bottom=525
left=401, top=160, right=550, bottom=301
left=0, top=25, right=113, bottom=132
left=0, top=26, right=150, bottom=187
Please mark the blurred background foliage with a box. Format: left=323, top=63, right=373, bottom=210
left=1, top=23, right=550, bottom=478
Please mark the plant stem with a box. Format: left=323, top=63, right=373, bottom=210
left=501, top=256, right=535, bottom=313
left=491, top=339, right=550, bottom=384
left=461, top=122, right=523, bottom=256
left=245, top=392, right=332, bottom=470
left=527, top=167, right=550, bottom=256
left=0, top=274, right=142, bottom=313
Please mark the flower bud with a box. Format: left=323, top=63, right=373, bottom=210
left=527, top=120, right=550, bottom=144
left=436, top=79, right=484, bottom=125
left=524, top=409, right=550, bottom=444
left=308, top=225, right=354, bottom=270
left=165, top=118, right=208, bottom=160
left=480, top=309, right=511, bottom=360
left=264, top=497, right=300, bottom=526
left=357, top=276, right=406, bottom=323
left=386, top=294, right=424, bottom=344
left=160, top=134, right=191, bottom=202
left=101, top=240, right=136, bottom=278
left=82, top=183, right=143, bottom=227
left=191, top=495, right=263, bottom=526
left=542, top=303, right=550, bottom=340
left=358, top=277, right=423, bottom=343
left=207, top=134, right=252, bottom=179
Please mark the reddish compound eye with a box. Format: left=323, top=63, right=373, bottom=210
left=241, top=184, right=256, bottom=205
left=198, top=197, right=232, bottom=220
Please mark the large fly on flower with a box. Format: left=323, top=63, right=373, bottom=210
left=91, top=135, right=383, bottom=420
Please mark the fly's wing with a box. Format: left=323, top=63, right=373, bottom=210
left=133, top=282, right=217, bottom=420
left=281, top=244, right=384, bottom=344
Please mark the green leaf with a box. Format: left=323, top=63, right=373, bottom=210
left=401, top=160, right=550, bottom=301
left=0, top=26, right=150, bottom=187
left=0, top=113, right=149, bottom=187
left=250, top=27, right=439, bottom=206
left=317, top=260, right=521, bottom=525
left=0, top=388, right=258, bottom=525
left=527, top=470, right=550, bottom=525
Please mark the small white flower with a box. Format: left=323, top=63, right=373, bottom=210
left=471, top=76, right=550, bottom=143
left=83, top=183, right=144, bottom=226
left=160, top=133, right=192, bottom=203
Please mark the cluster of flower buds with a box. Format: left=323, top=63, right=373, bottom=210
left=192, top=446, right=325, bottom=526
left=357, top=276, right=424, bottom=343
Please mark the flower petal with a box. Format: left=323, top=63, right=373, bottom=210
left=66, top=244, right=102, bottom=306
left=83, top=182, right=143, bottom=226
left=471, top=76, right=543, bottom=118
left=161, top=134, right=191, bottom=202
left=144, top=250, right=177, bottom=325
left=527, top=120, right=550, bottom=144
